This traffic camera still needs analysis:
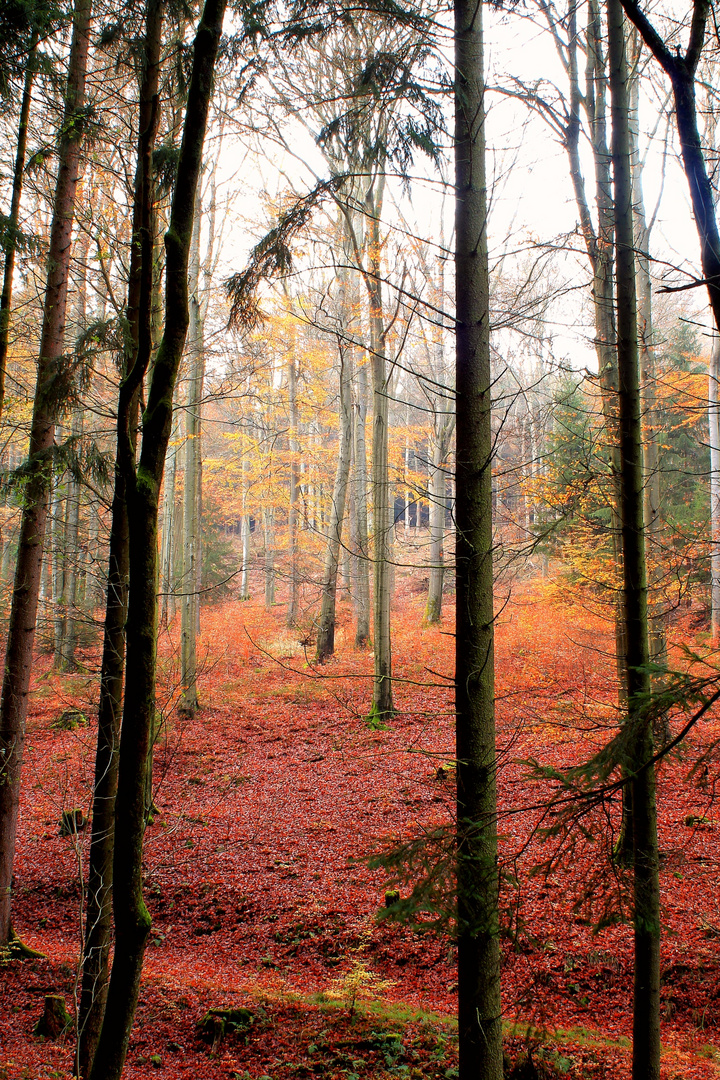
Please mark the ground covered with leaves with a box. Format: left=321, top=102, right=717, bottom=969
left=3, top=579, right=720, bottom=1078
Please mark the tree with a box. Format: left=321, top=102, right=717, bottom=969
left=453, top=0, right=502, bottom=1074
left=0, top=16, right=40, bottom=421
left=607, top=0, right=661, bottom=1071
left=86, top=0, right=226, bottom=1073
left=0, top=0, right=93, bottom=949
left=78, top=0, right=164, bottom=1070
left=316, top=255, right=354, bottom=661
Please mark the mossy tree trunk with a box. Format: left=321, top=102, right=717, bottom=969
left=78, top=0, right=163, bottom=1071
left=87, top=0, right=226, bottom=1075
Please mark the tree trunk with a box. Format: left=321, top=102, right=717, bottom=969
left=287, top=356, right=300, bottom=627
left=0, top=30, right=38, bottom=420
left=454, top=0, right=503, bottom=1074
left=367, top=177, right=394, bottom=722
left=607, top=3, right=661, bottom=1075
left=88, top=0, right=226, bottom=1072
left=0, top=0, right=93, bottom=948
left=316, top=342, right=353, bottom=661
left=180, top=188, right=203, bottom=716
left=79, top=0, right=163, bottom=1068
left=425, top=426, right=452, bottom=625
left=159, top=414, right=178, bottom=626
left=710, top=338, right=720, bottom=642
left=58, top=412, right=83, bottom=672
left=352, top=334, right=371, bottom=647
left=264, top=507, right=275, bottom=607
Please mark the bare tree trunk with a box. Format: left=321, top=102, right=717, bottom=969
left=710, top=338, right=720, bottom=642
left=180, top=189, right=203, bottom=716
left=454, top=0, right=502, bottom=1071
left=88, top=0, right=225, bottom=1074
left=59, top=412, right=83, bottom=671
left=425, top=425, right=453, bottom=625
left=159, top=414, right=178, bottom=626
left=316, top=343, right=353, bottom=661
left=0, top=30, right=38, bottom=420
left=287, top=356, right=300, bottom=627
left=608, top=3, right=661, bottom=1074
left=264, top=508, right=275, bottom=608
left=353, top=341, right=371, bottom=646
left=367, top=177, right=394, bottom=722
left=0, top=0, right=93, bottom=948
left=79, top=0, right=162, bottom=1067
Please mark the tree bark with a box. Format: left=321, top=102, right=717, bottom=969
left=454, top=0, right=503, bottom=1075
left=286, top=355, right=300, bottom=627
left=88, top=0, right=226, bottom=1074
left=710, top=338, right=720, bottom=642
left=367, top=176, right=394, bottom=722
left=0, top=0, right=93, bottom=948
left=79, top=0, right=162, bottom=1069
left=352, top=350, right=371, bottom=646
left=607, top=2, right=661, bottom=1074
left=0, top=28, right=38, bottom=420
left=316, top=339, right=353, bottom=661
left=180, top=188, right=203, bottom=716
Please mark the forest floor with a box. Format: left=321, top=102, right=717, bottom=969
left=2, top=570, right=720, bottom=1079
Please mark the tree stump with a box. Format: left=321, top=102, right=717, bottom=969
left=34, top=994, right=72, bottom=1039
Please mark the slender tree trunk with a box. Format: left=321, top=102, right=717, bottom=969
left=180, top=190, right=203, bottom=716
left=159, top=414, right=178, bottom=626
left=88, top=1, right=225, bottom=1075
left=0, top=0, right=93, bottom=948
left=426, top=424, right=453, bottom=625
left=710, top=338, right=720, bottom=642
left=59, top=412, right=83, bottom=671
left=353, top=326, right=371, bottom=647
left=608, top=3, right=661, bottom=1076
left=316, top=343, right=353, bottom=661
left=627, top=37, right=665, bottom=678
left=0, top=31, right=39, bottom=420
left=287, top=356, right=300, bottom=627
left=454, top=0, right=503, bottom=1074
left=264, top=507, right=275, bottom=607
left=367, top=178, right=394, bottom=721
left=239, top=449, right=250, bottom=599
left=78, top=469, right=130, bottom=1077
left=79, top=0, right=163, bottom=1068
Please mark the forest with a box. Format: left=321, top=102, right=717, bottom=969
left=1, top=0, right=720, bottom=1076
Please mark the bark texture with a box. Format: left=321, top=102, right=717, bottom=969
left=608, top=1, right=661, bottom=1074
left=88, top=0, right=226, bottom=1074
left=0, top=0, right=93, bottom=947
left=454, top=0, right=503, bottom=1074
left=0, top=30, right=38, bottom=419
left=78, top=0, right=163, bottom=1069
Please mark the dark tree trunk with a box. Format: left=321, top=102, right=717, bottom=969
left=78, top=0, right=163, bottom=1070
left=88, top=1, right=226, bottom=1075
left=619, top=0, right=720, bottom=330
left=607, top=1, right=661, bottom=1075
left=0, top=29, right=38, bottom=420
left=0, top=0, right=93, bottom=948
left=454, top=0, right=503, bottom=1076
